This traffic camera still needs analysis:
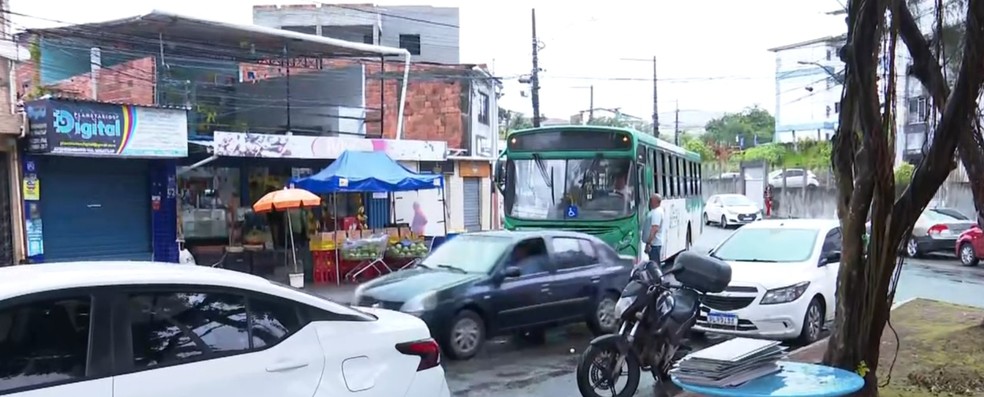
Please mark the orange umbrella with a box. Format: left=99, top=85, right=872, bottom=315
left=252, top=188, right=321, bottom=213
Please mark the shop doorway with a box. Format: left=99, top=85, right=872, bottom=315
left=463, top=177, right=482, bottom=232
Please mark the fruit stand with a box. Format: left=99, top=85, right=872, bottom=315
left=290, top=150, right=448, bottom=285
left=386, top=236, right=429, bottom=268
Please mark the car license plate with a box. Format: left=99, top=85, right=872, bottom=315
left=707, top=312, right=738, bottom=327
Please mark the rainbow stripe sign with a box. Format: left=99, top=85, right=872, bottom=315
left=24, top=99, right=188, bottom=158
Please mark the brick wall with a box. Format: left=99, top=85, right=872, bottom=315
left=16, top=57, right=157, bottom=105
left=240, top=59, right=471, bottom=148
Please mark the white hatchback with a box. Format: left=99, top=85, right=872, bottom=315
left=703, top=194, right=762, bottom=227
left=693, top=219, right=840, bottom=344
left=0, top=262, right=450, bottom=397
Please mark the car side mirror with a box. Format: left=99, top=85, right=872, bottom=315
left=820, top=251, right=841, bottom=266
left=494, top=266, right=521, bottom=283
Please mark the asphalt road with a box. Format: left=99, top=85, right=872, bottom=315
left=444, top=226, right=984, bottom=397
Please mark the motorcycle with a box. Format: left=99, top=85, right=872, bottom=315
left=575, top=251, right=732, bottom=397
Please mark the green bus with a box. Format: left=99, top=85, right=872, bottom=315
left=493, top=125, right=704, bottom=261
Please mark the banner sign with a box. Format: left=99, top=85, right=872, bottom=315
left=213, top=131, right=447, bottom=162
left=24, top=99, right=188, bottom=158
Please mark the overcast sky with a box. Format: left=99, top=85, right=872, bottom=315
left=9, top=0, right=847, bottom=130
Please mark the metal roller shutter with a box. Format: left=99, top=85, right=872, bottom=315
left=40, top=157, right=152, bottom=262
left=463, top=178, right=481, bottom=232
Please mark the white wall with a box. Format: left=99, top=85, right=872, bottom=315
left=253, top=4, right=460, bottom=65
left=237, top=65, right=366, bottom=135
left=446, top=173, right=465, bottom=232
left=481, top=175, right=491, bottom=230
left=774, top=42, right=842, bottom=143
left=469, top=77, right=497, bottom=158
left=378, top=6, right=460, bottom=64
left=773, top=36, right=909, bottom=166
left=393, top=161, right=449, bottom=236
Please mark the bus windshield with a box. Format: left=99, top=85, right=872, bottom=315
left=504, top=157, right=636, bottom=221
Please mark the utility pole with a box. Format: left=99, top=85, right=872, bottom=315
left=588, top=85, right=594, bottom=123
left=619, top=56, right=660, bottom=136
left=674, top=100, right=680, bottom=145
left=653, top=56, right=659, bottom=138
left=530, top=8, right=542, bottom=127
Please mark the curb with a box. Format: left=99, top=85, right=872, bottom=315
left=787, top=296, right=918, bottom=357
left=891, top=297, right=917, bottom=310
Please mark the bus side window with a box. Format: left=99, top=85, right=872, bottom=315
left=668, top=154, right=676, bottom=198
left=660, top=152, right=672, bottom=198
left=680, top=157, right=687, bottom=197
left=648, top=148, right=657, bottom=195
left=688, top=161, right=696, bottom=196
left=697, top=162, right=702, bottom=195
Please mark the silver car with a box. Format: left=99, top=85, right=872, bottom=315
left=905, top=208, right=977, bottom=258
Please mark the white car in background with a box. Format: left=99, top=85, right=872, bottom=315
left=693, top=219, right=840, bottom=345
left=703, top=194, right=763, bottom=228
left=0, top=262, right=450, bottom=397
left=768, top=168, right=820, bottom=189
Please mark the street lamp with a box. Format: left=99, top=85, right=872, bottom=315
left=797, top=60, right=845, bottom=84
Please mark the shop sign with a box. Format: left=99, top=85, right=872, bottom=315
left=23, top=99, right=189, bottom=158
left=22, top=175, right=40, bottom=201
left=212, top=131, right=447, bottom=162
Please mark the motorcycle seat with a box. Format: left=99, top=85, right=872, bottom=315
left=670, top=289, right=700, bottom=322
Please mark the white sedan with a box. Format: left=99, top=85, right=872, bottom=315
left=703, top=194, right=763, bottom=228
left=0, top=262, right=450, bottom=397
left=693, top=219, right=840, bottom=344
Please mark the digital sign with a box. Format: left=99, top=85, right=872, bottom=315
left=507, top=130, right=632, bottom=152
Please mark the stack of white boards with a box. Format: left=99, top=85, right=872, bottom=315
left=670, top=338, right=787, bottom=388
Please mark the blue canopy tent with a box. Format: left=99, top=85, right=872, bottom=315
left=290, top=150, right=448, bottom=284
left=290, top=150, right=443, bottom=192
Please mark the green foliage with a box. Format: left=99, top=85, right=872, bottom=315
left=783, top=140, right=832, bottom=169
left=703, top=106, right=776, bottom=145
left=895, top=162, right=915, bottom=188
left=735, top=140, right=832, bottom=170
left=499, top=108, right=533, bottom=138
left=740, top=143, right=786, bottom=165
left=681, top=135, right=714, bottom=161
left=587, top=116, right=630, bottom=128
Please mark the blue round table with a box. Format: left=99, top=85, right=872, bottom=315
left=672, top=361, right=865, bottom=397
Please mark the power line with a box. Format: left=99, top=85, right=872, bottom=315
left=321, top=3, right=459, bottom=29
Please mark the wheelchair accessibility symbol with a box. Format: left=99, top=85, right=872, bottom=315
left=566, top=205, right=579, bottom=218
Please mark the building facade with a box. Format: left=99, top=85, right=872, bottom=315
left=241, top=59, right=502, bottom=232
left=769, top=35, right=845, bottom=145
left=771, top=2, right=953, bottom=167
left=0, top=0, right=31, bottom=266
left=20, top=98, right=187, bottom=263
left=770, top=34, right=908, bottom=165
left=253, top=3, right=460, bottom=64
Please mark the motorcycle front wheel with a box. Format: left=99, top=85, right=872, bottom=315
left=575, top=341, right=641, bottom=397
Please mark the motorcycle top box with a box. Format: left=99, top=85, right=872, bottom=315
left=671, top=251, right=732, bottom=293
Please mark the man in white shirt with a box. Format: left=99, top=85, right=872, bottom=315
left=643, top=194, right=665, bottom=263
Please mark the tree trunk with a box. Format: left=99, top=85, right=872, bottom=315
left=824, top=0, right=984, bottom=395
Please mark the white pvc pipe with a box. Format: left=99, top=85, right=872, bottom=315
left=177, top=154, right=218, bottom=175
left=395, top=51, right=412, bottom=140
